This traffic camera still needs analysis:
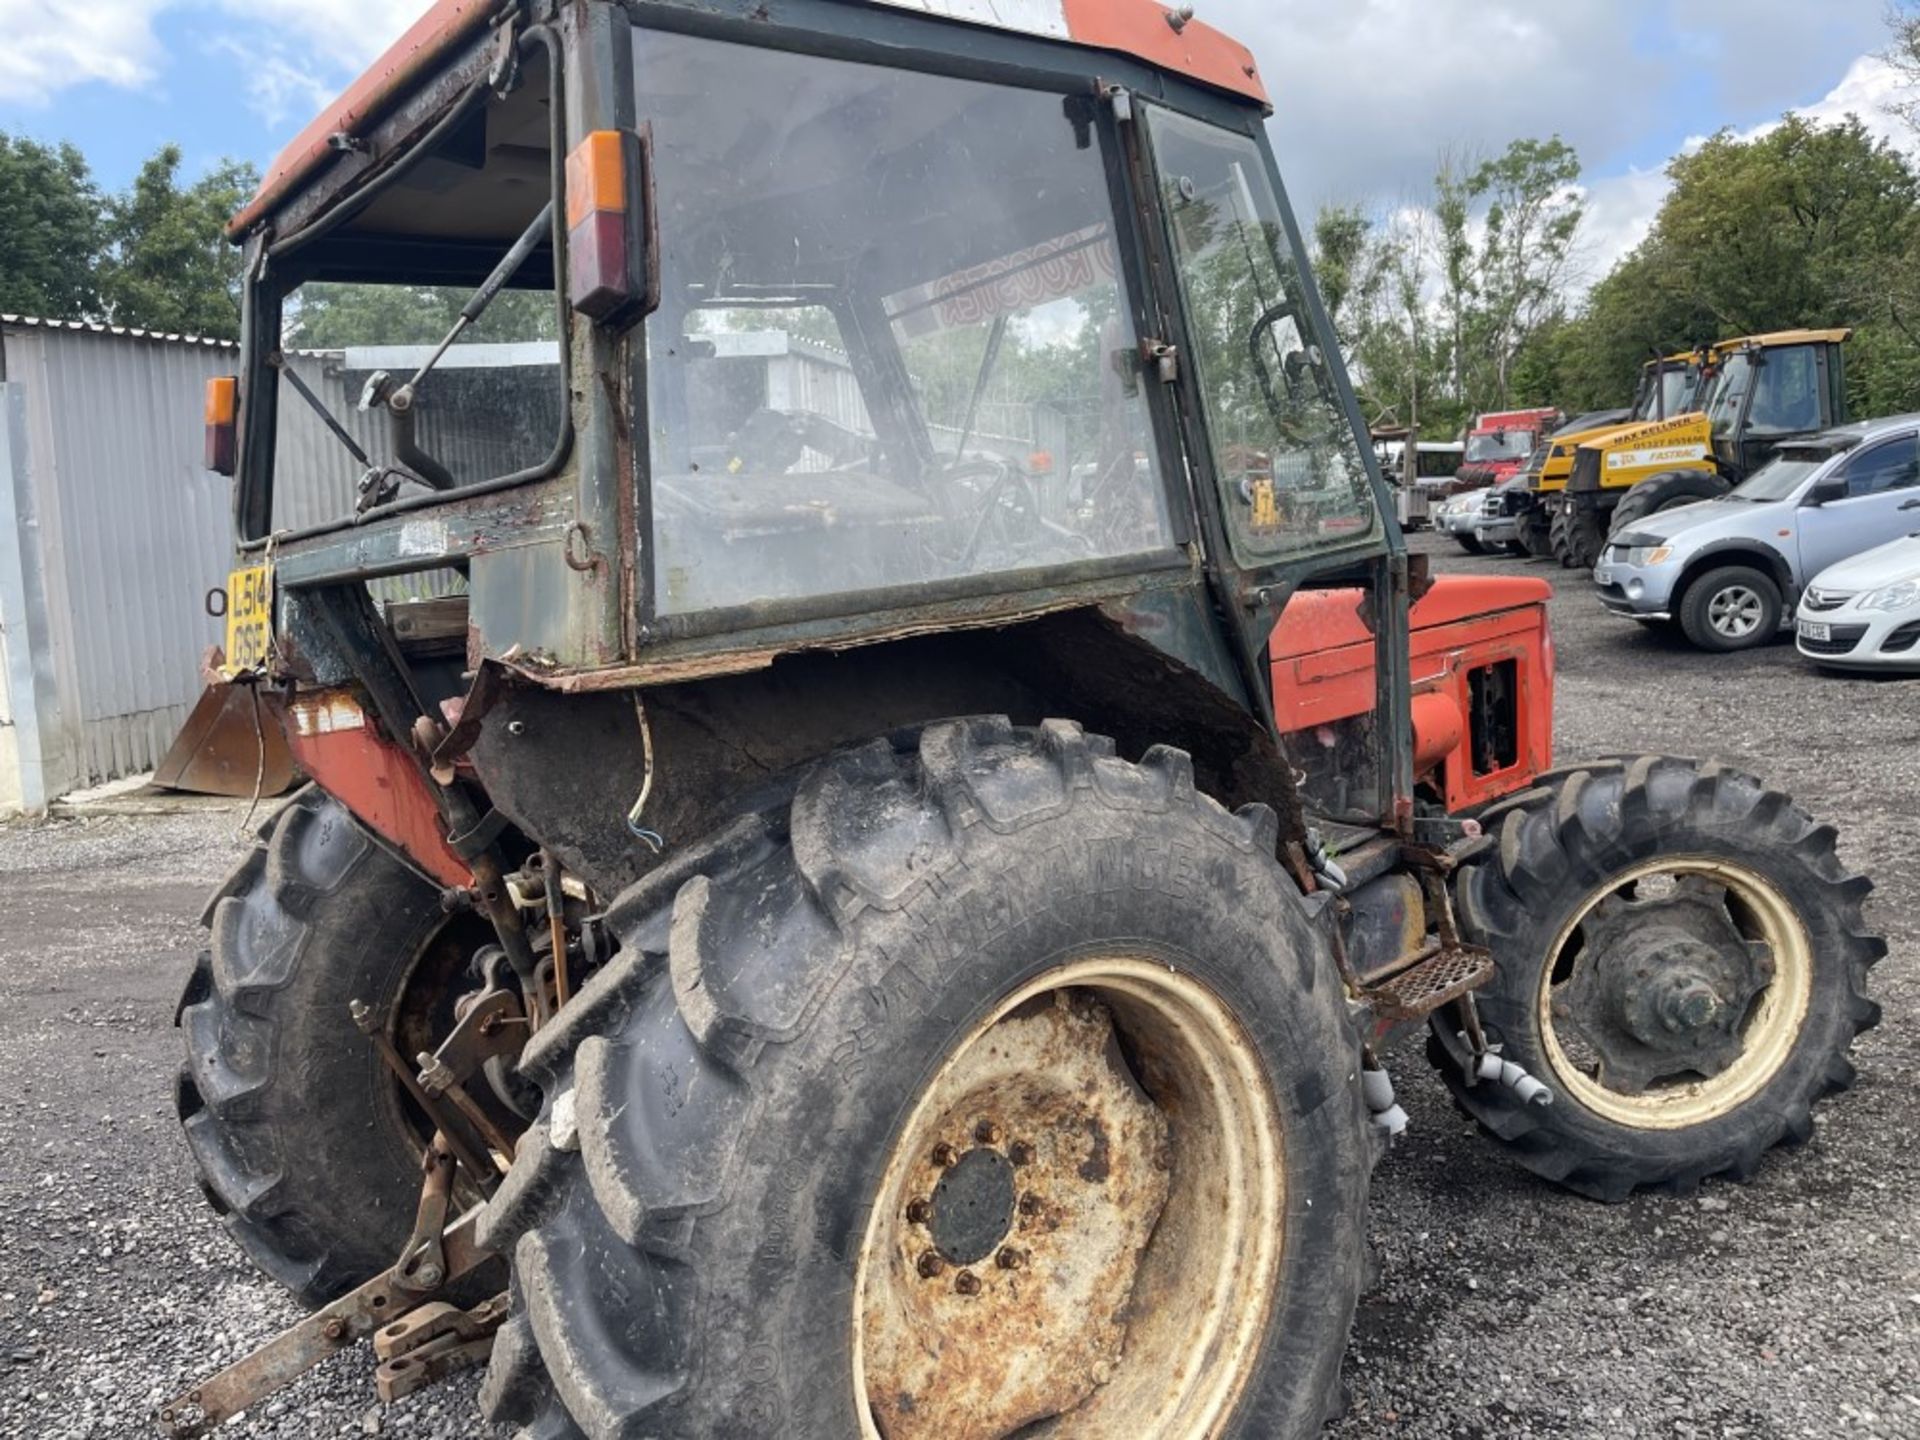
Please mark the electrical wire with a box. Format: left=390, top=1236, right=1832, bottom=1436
left=625, top=694, right=664, bottom=853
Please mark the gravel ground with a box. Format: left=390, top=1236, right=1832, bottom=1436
left=1, top=533, right=1915, bottom=1439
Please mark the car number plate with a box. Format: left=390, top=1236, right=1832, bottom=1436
left=1799, top=620, right=1832, bottom=644
left=224, top=564, right=274, bottom=676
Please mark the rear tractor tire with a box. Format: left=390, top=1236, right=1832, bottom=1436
left=478, top=718, right=1374, bottom=1440
left=1433, top=757, right=1883, bottom=1200
left=176, top=787, right=496, bottom=1305
left=1547, top=505, right=1578, bottom=568
left=1517, top=507, right=1554, bottom=561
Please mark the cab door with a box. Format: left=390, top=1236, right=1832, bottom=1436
left=1796, top=432, right=1920, bottom=579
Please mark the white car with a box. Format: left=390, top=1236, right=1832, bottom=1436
left=1794, top=533, right=1920, bottom=671
left=1433, top=488, right=1493, bottom=553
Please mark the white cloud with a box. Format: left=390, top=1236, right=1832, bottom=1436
left=0, top=0, right=168, bottom=105
left=1571, top=54, right=1920, bottom=282
left=207, top=0, right=432, bottom=71
left=207, top=36, right=339, bottom=130
left=0, top=0, right=429, bottom=110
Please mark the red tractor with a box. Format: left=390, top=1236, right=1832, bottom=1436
left=162, top=4, right=1880, bottom=1437
left=1454, top=405, right=1563, bottom=489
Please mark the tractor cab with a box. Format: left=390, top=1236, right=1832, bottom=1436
left=166, top=5, right=1881, bottom=1437
left=1702, top=329, right=1850, bottom=477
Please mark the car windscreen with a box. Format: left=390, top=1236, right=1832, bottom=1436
left=1730, top=448, right=1838, bottom=501
left=1465, top=430, right=1533, bottom=462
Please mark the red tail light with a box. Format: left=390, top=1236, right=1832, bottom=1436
left=565, top=128, right=655, bottom=325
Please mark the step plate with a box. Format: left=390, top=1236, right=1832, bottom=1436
left=1365, top=944, right=1495, bottom=1025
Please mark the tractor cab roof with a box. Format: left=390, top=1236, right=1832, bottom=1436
left=229, top=0, right=1269, bottom=238
left=1720, top=328, right=1853, bottom=350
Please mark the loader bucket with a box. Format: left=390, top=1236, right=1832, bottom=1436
left=153, top=681, right=297, bottom=798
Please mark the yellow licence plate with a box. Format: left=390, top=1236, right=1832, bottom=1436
left=224, top=564, right=274, bottom=676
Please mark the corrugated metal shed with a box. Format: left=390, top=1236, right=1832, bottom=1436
left=0, top=316, right=238, bottom=804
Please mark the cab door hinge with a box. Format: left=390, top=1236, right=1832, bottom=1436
left=1141, top=340, right=1180, bottom=384
left=1105, top=85, right=1135, bottom=123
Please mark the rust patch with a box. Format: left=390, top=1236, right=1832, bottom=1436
left=863, top=993, right=1170, bottom=1440
left=1078, top=1115, right=1112, bottom=1183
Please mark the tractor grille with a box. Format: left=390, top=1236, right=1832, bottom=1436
left=1801, top=588, right=1853, bottom=613
left=1882, top=620, right=1920, bottom=655
left=1799, top=624, right=1869, bottom=656
left=1569, top=448, right=1602, bottom=494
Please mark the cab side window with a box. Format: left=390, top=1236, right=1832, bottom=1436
left=1744, top=345, right=1821, bottom=435
left=1840, top=435, right=1920, bottom=498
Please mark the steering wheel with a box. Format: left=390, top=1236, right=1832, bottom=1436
left=925, top=457, right=1046, bottom=570
left=727, top=408, right=876, bottom=474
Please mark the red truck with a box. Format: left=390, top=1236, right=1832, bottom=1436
left=1454, top=406, right=1562, bottom=488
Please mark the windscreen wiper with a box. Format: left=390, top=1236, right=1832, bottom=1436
left=269, top=351, right=409, bottom=516
left=356, top=199, right=557, bottom=510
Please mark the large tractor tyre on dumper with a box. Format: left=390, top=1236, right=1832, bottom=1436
left=1547, top=506, right=1578, bottom=569
left=1430, top=756, right=1883, bottom=1201
left=176, top=788, right=498, bottom=1305
left=1608, top=470, right=1732, bottom=537
left=1556, top=504, right=1608, bottom=571
left=1517, top=507, right=1554, bottom=561
left=477, top=719, right=1374, bottom=1440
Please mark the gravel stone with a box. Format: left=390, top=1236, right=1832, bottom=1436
left=1, top=535, right=1913, bottom=1437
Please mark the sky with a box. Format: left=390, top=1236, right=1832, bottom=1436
left=0, top=0, right=1914, bottom=285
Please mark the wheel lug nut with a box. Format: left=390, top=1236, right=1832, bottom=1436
left=975, top=1120, right=1001, bottom=1146
left=954, top=1270, right=981, bottom=1296
left=996, top=1247, right=1025, bottom=1271
left=917, top=1251, right=945, bottom=1279
left=931, top=1142, right=957, bottom=1168
left=906, top=1198, right=933, bottom=1225
left=1008, top=1140, right=1034, bottom=1166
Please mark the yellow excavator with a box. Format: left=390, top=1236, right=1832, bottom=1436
left=1551, top=329, right=1851, bottom=569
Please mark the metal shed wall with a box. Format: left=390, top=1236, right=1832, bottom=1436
left=0, top=319, right=236, bottom=800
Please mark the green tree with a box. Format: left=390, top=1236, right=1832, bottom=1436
left=98, top=147, right=258, bottom=340
left=1434, top=138, right=1584, bottom=412
left=1310, top=204, right=1373, bottom=336
left=1888, top=7, right=1920, bottom=135
left=289, top=282, right=556, bottom=349
left=1552, top=115, right=1920, bottom=415
left=0, top=134, right=104, bottom=318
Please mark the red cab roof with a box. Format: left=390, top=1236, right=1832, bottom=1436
left=229, top=0, right=1268, bottom=237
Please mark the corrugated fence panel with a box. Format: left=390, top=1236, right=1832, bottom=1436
left=6, top=323, right=235, bottom=788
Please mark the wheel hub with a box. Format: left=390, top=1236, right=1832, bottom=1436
left=1558, top=880, right=1776, bottom=1094
left=863, top=992, right=1172, bottom=1440
left=928, top=1146, right=1018, bottom=1267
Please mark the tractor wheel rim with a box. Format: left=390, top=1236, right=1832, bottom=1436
left=853, top=956, right=1284, bottom=1440
left=1709, top=586, right=1763, bottom=637
left=1536, top=857, right=1813, bottom=1129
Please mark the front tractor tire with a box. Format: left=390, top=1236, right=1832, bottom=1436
left=1609, top=469, right=1730, bottom=536
left=478, top=719, right=1373, bottom=1440
left=1435, top=757, right=1883, bottom=1201
left=176, top=788, right=485, bottom=1305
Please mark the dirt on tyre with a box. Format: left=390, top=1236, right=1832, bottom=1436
left=477, top=718, right=1373, bottom=1440
left=1679, top=564, right=1781, bottom=651
left=176, top=787, right=493, bottom=1304
left=1432, top=756, right=1883, bottom=1201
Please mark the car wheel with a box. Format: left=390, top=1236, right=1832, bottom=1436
left=1679, top=566, right=1781, bottom=652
